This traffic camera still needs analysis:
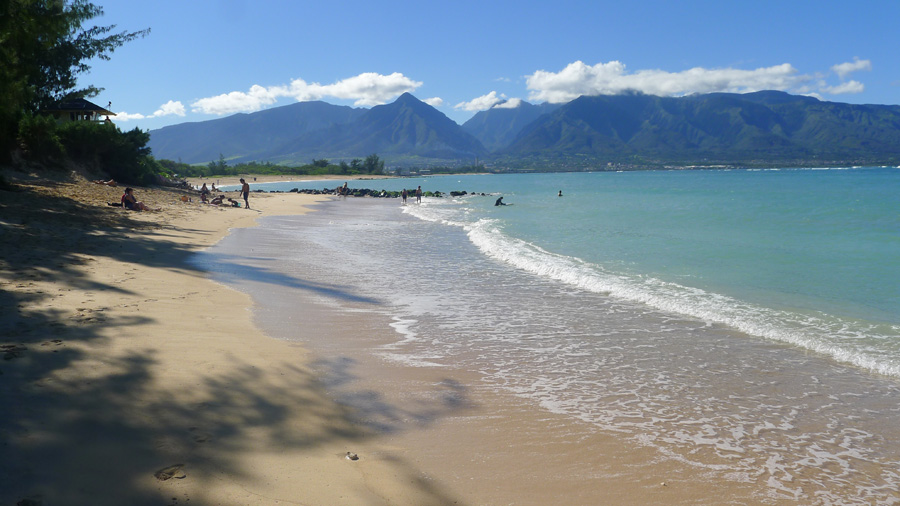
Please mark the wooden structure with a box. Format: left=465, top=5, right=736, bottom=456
left=45, top=98, right=116, bottom=123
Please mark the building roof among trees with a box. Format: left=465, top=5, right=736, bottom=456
left=45, top=98, right=115, bottom=116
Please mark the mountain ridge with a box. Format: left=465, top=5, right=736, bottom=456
left=148, top=91, right=900, bottom=168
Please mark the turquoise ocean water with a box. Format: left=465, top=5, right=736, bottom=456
left=208, top=167, right=900, bottom=503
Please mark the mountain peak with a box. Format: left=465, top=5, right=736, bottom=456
left=396, top=92, right=420, bottom=104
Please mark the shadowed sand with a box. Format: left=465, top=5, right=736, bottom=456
left=0, top=171, right=460, bottom=505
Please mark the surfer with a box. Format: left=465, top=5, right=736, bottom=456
left=495, top=196, right=507, bottom=206
left=558, top=190, right=563, bottom=197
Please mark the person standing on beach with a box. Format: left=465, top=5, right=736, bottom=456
left=401, top=188, right=408, bottom=204
left=416, top=185, right=422, bottom=204
left=239, top=178, right=250, bottom=209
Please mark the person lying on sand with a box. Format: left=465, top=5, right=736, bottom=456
left=206, top=195, right=240, bottom=207
left=121, top=188, right=155, bottom=211
left=93, top=179, right=117, bottom=187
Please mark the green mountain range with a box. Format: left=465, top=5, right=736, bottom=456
left=266, top=93, right=487, bottom=165
left=148, top=100, right=365, bottom=164
left=461, top=101, right=561, bottom=151
left=148, top=91, right=900, bottom=169
left=498, top=91, right=900, bottom=168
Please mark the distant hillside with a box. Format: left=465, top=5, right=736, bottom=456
left=501, top=91, right=900, bottom=166
left=148, top=101, right=365, bottom=164
left=462, top=101, right=562, bottom=151
left=149, top=91, right=900, bottom=169
left=267, top=93, right=488, bottom=164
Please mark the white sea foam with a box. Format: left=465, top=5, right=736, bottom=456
left=406, top=202, right=900, bottom=379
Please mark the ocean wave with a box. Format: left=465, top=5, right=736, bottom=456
left=407, top=200, right=900, bottom=378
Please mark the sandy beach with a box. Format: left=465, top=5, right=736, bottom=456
left=189, top=174, right=396, bottom=189
left=0, top=170, right=781, bottom=505
left=0, top=171, right=462, bottom=505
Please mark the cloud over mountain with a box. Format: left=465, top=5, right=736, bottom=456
left=525, top=61, right=813, bottom=103
left=190, top=72, right=423, bottom=115
left=455, top=91, right=507, bottom=111
left=525, top=59, right=873, bottom=104
left=117, top=59, right=878, bottom=126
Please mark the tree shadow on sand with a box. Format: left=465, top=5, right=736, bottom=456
left=0, top=177, right=468, bottom=505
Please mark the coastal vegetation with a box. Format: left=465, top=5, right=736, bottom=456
left=1, top=0, right=160, bottom=183
left=160, top=155, right=485, bottom=179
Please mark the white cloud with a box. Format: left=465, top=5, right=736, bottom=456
left=191, top=84, right=285, bottom=115
left=191, top=72, right=423, bottom=115
left=493, top=98, right=524, bottom=109
left=821, top=80, right=865, bottom=95
left=112, top=100, right=186, bottom=121
left=831, top=58, right=871, bottom=79
left=423, top=97, right=444, bottom=107
left=525, top=60, right=813, bottom=103
left=454, top=91, right=507, bottom=111
left=152, top=100, right=186, bottom=117
left=330, top=72, right=421, bottom=105
left=111, top=111, right=146, bottom=121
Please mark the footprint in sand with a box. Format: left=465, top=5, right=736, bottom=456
left=188, top=427, right=211, bottom=443
left=154, top=464, right=186, bottom=481
left=2, top=344, right=27, bottom=360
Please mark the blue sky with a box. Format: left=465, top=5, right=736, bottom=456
left=83, top=0, right=900, bottom=132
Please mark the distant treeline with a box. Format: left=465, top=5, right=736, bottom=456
left=159, top=153, right=487, bottom=178
left=159, top=154, right=385, bottom=178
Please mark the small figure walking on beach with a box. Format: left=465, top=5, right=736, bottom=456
left=239, top=178, right=250, bottom=209
left=401, top=188, right=408, bottom=204
left=416, top=186, right=422, bottom=204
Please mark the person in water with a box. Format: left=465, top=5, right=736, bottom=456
left=558, top=190, right=563, bottom=197
left=495, top=196, right=506, bottom=206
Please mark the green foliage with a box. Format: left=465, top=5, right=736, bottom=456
left=363, top=153, right=384, bottom=173
left=155, top=158, right=192, bottom=178
left=207, top=153, right=227, bottom=173
left=57, top=121, right=156, bottom=184
left=1, top=0, right=149, bottom=158
left=17, top=113, right=65, bottom=163
left=162, top=155, right=389, bottom=178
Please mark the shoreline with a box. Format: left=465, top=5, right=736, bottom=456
left=208, top=199, right=782, bottom=505
left=0, top=172, right=462, bottom=505
left=188, top=173, right=398, bottom=189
